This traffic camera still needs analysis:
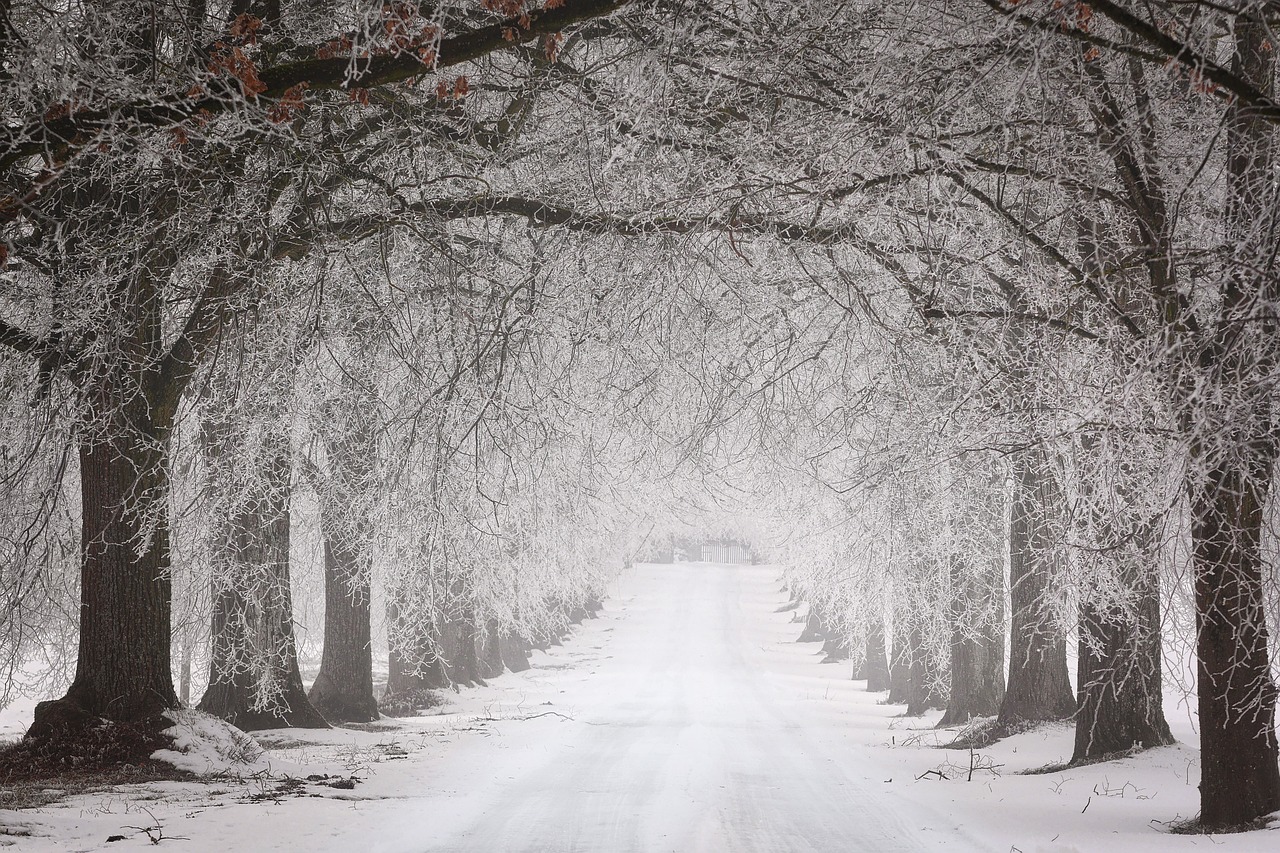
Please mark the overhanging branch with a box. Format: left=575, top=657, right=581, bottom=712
left=0, top=0, right=633, bottom=173
left=921, top=307, right=1100, bottom=340
left=945, top=170, right=1145, bottom=338
left=979, top=0, right=1280, bottom=123
left=0, top=318, right=43, bottom=356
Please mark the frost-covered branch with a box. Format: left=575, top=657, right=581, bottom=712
left=979, top=0, right=1280, bottom=122
left=0, top=0, right=632, bottom=174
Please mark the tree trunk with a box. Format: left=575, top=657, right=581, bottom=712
left=382, top=606, right=443, bottom=716
left=1070, top=439, right=1172, bottom=761
left=454, top=614, right=482, bottom=684
left=797, top=603, right=827, bottom=644
left=1183, top=17, right=1280, bottom=830
left=385, top=639, right=425, bottom=698
left=478, top=618, right=505, bottom=680
left=30, top=424, right=179, bottom=737
left=307, top=424, right=379, bottom=723
left=996, top=447, right=1074, bottom=730
left=197, top=426, right=327, bottom=731
left=1073, top=579, right=1172, bottom=760
left=29, top=297, right=180, bottom=744
left=939, top=554, right=1005, bottom=727
left=1190, top=458, right=1280, bottom=827
left=500, top=634, right=532, bottom=673
left=308, top=528, right=379, bottom=722
left=864, top=621, right=890, bottom=692
left=887, top=621, right=912, bottom=705
left=821, top=623, right=850, bottom=663
left=905, top=624, right=945, bottom=716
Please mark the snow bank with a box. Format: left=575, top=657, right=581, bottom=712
left=150, top=709, right=270, bottom=776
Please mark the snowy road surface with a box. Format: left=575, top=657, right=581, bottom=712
left=14, top=564, right=1238, bottom=852
left=406, top=564, right=981, bottom=853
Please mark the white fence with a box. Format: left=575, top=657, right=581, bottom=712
left=698, top=541, right=753, bottom=564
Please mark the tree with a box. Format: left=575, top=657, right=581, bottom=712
left=197, top=420, right=327, bottom=730
left=0, top=0, right=636, bottom=756
left=938, top=464, right=1006, bottom=726
left=195, top=323, right=327, bottom=730
left=305, top=349, right=381, bottom=724
left=1069, top=434, right=1173, bottom=761
left=1182, top=11, right=1280, bottom=827
left=967, top=0, right=1280, bottom=825
left=863, top=622, right=891, bottom=693
left=994, top=446, right=1076, bottom=732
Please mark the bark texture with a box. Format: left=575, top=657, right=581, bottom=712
left=1074, top=585, right=1172, bottom=760
left=500, top=634, right=532, bottom=673
left=887, top=621, right=912, bottom=705
left=308, top=529, right=379, bottom=722
left=905, top=624, right=946, bottom=716
left=1070, top=441, right=1171, bottom=761
left=1182, top=17, right=1280, bottom=829
left=197, top=425, right=326, bottom=731
left=996, top=448, right=1074, bottom=730
left=31, top=422, right=179, bottom=735
left=1190, top=456, right=1280, bottom=826
left=863, top=621, right=890, bottom=692
left=29, top=266, right=181, bottom=741
left=382, top=615, right=444, bottom=716
left=939, top=554, right=1005, bottom=727
left=307, top=422, right=379, bottom=724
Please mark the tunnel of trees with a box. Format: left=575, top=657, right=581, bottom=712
left=0, top=0, right=1278, bottom=833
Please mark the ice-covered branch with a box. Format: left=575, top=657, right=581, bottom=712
left=0, top=0, right=633, bottom=173
left=0, top=318, right=44, bottom=357
left=980, top=0, right=1280, bottom=123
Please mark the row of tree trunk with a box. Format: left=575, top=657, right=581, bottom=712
left=191, top=363, right=604, bottom=728
left=792, top=443, right=1174, bottom=767
left=382, top=602, right=604, bottom=716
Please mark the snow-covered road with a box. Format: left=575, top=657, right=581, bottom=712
left=405, top=564, right=981, bottom=853
left=10, top=563, right=1251, bottom=852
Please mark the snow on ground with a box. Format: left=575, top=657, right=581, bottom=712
left=0, top=698, right=37, bottom=749
left=150, top=710, right=271, bottom=777
left=1, top=563, right=1277, bottom=851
